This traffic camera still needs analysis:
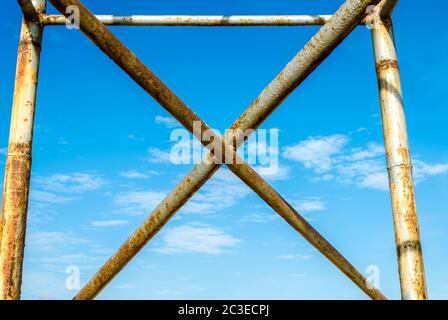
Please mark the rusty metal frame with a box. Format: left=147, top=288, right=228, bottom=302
left=0, top=0, right=427, bottom=300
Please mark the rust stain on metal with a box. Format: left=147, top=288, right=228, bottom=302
left=0, top=0, right=45, bottom=300
left=3, top=0, right=412, bottom=302
left=371, top=11, right=427, bottom=299
left=45, top=0, right=388, bottom=301
left=376, top=58, right=399, bottom=72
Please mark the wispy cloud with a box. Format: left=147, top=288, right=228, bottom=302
left=30, top=190, right=74, bottom=205
left=183, top=169, right=251, bottom=214
left=119, top=170, right=159, bottom=179
left=413, top=160, right=448, bottom=182
left=155, top=115, right=180, bottom=129
left=58, top=137, right=69, bottom=145
left=283, top=134, right=448, bottom=191
left=26, top=231, right=89, bottom=251
left=0, top=147, right=7, bottom=156
left=90, top=220, right=129, bottom=227
left=22, top=271, right=67, bottom=300
left=255, top=164, right=291, bottom=181
left=128, top=134, right=146, bottom=142
left=276, top=254, right=313, bottom=260
left=27, top=173, right=103, bottom=226
left=146, top=147, right=172, bottom=163
left=34, top=173, right=105, bottom=193
left=25, top=230, right=110, bottom=277
left=145, top=138, right=204, bottom=164
left=153, top=289, right=183, bottom=297
left=292, top=198, right=326, bottom=213
left=154, top=223, right=241, bottom=255
left=283, top=135, right=348, bottom=173
left=240, top=213, right=279, bottom=223
left=114, top=190, right=166, bottom=216
left=114, top=169, right=251, bottom=216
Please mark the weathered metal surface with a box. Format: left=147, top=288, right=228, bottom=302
left=17, top=0, right=41, bottom=22
left=41, top=14, right=369, bottom=27
left=371, top=8, right=427, bottom=299
left=378, top=0, right=398, bottom=18
left=0, top=0, right=45, bottom=300
left=51, top=0, right=387, bottom=300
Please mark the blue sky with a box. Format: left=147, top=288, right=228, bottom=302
left=1, top=0, right=447, bottom=300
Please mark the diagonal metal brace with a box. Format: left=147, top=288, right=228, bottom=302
left=47, top=0, right=385, bottom=300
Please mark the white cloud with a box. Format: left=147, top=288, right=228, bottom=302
left=276, top=254, right=312, bottom=260
left=284, top=134, right=448, bottom=191
left=113, top=172, right=251, bottom=216
left=155, top=115, right=180, bottom=129
left=58, top=137, right=69, bottom=145
left=256, top=164, right=290, bottom=181
left=25, top=230, right=110, bottom=280
left=120, top=170, right=149, bottom=179
left=36, top=253, right=102, bottom=271
left=292, top=198, right=327, bottom=213
left=34, top=173, right=105, bottom=193
left=30, top=190, right=74, bottom=205
left=413, top=160, right=448, bottom=182
left=115, top=168, right=251, bottom=216
left=283, top=135, right=348, bottom=173
left=183, top=169, right=251, bottom=214
left=145, top=137, right=205, bottom=164
left=356, top=171, right=389, bottom=191
left=343, top=142, right=385, bottom=161
left=26, top=231, right=88, bottom=251
left=113, top=284, right=136, bottom=290
left=240, top=213, right=279, bottom=223
left=114, top=190, right=167, bottom=216
left=90, top=220, right=129, bottom=227
left=153, top=289, right=183, bottom=297
left=154, top=223, right=241, bottom=254
left=22, top=271, right=67, bottom=300
left=146, top=147, right=171, bottom=163
left=128, top=134, right=146, bottom=142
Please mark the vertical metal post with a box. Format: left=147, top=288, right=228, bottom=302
left=0, top=0, right=45, bottom=300
left=371, top=11, right=428, bottom=299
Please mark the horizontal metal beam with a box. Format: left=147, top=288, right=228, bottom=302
left=47, top=0, right=387, bottom=300
left=42, top=14, right=368, bottom=27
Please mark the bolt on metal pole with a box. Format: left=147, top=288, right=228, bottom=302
left=370, top=6, right=428, bottom=299
left=0, top=0, right=45, bottom=300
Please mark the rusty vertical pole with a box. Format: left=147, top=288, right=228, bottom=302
left=371, top=4, right=428, bottom=299
left=0, top=0, right=46, bottom=300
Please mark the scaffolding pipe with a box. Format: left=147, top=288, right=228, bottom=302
left=0, top=0, right=45, bottom=300
left=42, top=14, right=370, bottom=27
left=371, top=9, right=427, bottom=299
left=378, top=0, right=398, bottom=18
left=48, top=0, right=385, bottom=300
left=17, top=0, right=40, bottom=22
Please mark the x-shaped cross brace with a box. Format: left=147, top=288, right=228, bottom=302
left=47, top=0, right=386, bottom=300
